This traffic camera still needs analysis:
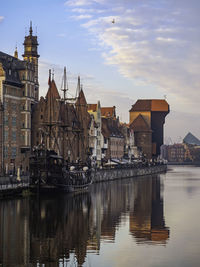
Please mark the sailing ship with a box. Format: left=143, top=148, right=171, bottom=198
left=29, top=67, right=93, bottom=193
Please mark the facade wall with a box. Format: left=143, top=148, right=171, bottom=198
left=109, top=137, right=124, bottom=159
left=130, top=111, right=151, bottom=127
left=134, top=131, right=152, bottom=159
left=0, top=26, right=39, bottom=175
left=88, top=101, right=102, bottom=165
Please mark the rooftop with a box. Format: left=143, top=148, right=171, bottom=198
left=183, top=132, right=200, bottom=146
left=130, top=99, right=169, bottom=112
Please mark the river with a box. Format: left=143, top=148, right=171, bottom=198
left=0, top=165, right=200, bottom=267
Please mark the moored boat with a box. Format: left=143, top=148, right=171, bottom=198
left=29, top=148, right=92, bottom=193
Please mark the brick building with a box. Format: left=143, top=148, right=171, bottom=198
left=129, top=99, right=169, bottom=159
left=32, top=74, right=91, bottom=164
left=0, top=23, right=39, bottom=175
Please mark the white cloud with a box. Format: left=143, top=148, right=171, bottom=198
left=71, top=14, right=93, bottom=20
left=0, top=16, right=4, bottom=22
left=65, top=0, right=104, bottom=7
left=67, top=0, right=200, bottom=117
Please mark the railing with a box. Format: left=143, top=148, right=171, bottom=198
left=0, top=176, right=30, bottom=191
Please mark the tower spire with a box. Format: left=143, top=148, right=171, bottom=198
left=48, top=69, right=52, bottom=86
left=14, top=45, right=18, bottom=59
left=29, top=21, right=33, bottom=36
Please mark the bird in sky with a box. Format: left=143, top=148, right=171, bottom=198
left=112, top=19, right=115, bottom=24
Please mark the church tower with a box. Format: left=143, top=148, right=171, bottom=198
left=23, top=21, right=40, bottom=100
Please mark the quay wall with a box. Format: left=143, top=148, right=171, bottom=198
left=0, top=165, right=167, bottom=198
left=92, top=164, right=167, bottom=183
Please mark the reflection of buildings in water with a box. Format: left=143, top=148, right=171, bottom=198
left=129, top=176, right=170, bottom=244
left=0, top=176, right=170, bottom=267
left=89, top=179, right=135, bottom=245
left=29, top=193, right=91, bottom=267
left=0, top=199, right=30, bottom=267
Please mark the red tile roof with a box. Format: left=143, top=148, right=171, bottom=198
left=129, top=99, right=169, bottom=112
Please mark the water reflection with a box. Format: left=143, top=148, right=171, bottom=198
left=130, top=177, right=169, bottom=244
left=0, top=175, right=169, bottom=266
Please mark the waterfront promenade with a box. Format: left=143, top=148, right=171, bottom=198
left=0, top=162, right=166, bottom=198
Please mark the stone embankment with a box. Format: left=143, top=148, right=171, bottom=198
left=0, top=164, right=167, bottom=198
left=92, top=164, right=167, bottom=183
left=0, top=176, right=29, bottom=198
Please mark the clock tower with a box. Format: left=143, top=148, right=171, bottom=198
left=23, top=21, right=40, bottom=100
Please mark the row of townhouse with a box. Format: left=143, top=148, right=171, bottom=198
left=88, top=103, right=139, bottom=167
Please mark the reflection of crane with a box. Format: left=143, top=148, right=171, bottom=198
left=112, top=19, right=115, bottom=24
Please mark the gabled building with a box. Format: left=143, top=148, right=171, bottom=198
left=129, top=114, right=152, bottom=159
left=75, top=80, right=91, bottom=163
left=88, top=114, right=98, bottom=159
left=32, top=74, right=91, bottom=164
left=119, top=123, right=138, bottom=160
left=101, top=117, right=124, bottom=160
left=0, top=23, right=39, bottom=174
left=88, top=101, right=102, bottom=166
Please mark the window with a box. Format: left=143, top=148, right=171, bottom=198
left=12, top=130, right=16, bottom=141
left=11, top=147, right=17, bottom=158
left=12, top=102, right=17, bottom=111
left=21, top=134, right=25, bottom=144
left=4, top=115, right=8, bottom=126
left=4, top=101, right=8, bottom=110
left=4, top=146, right=8, bottom=158
left=4, top=130, right=8, bottom=141
left=12, top=117, right=17, bottom=127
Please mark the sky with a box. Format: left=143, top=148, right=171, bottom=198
left=0, top=0, right=200, bottom=143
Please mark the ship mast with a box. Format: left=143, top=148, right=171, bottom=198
left=60, top=66, right=69, bottom=161
left=62, top=66, right=68, bottom=102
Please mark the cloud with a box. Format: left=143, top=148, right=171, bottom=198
left=0, top=16, right=4, bottom=22
left=71, top=14, right=93, bottom=20
left=65, top=0, right=104, bottom=7
left=57, top=33, right=66, bottom=37
left=67, top=0, right=200, bottom=116
left=38, top=59, right=132, bottom=121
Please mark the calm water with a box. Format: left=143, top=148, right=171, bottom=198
left=0, top=166, right=200, bottom=267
